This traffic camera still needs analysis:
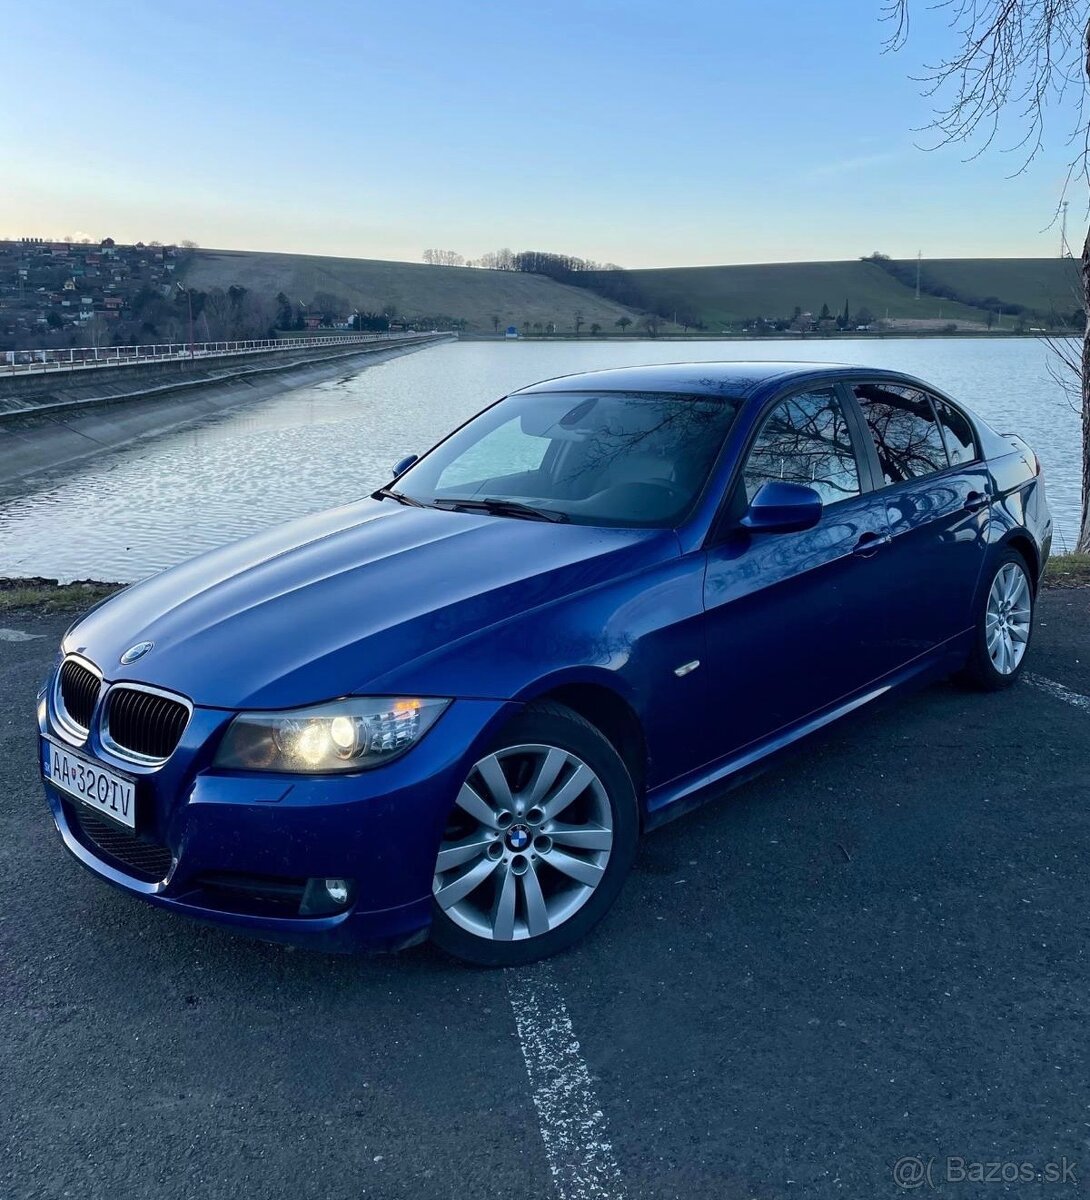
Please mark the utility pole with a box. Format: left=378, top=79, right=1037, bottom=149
left=915, top=250, right=921, bottom=301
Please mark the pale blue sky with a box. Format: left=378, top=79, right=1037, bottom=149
left=0, top=0, right=1078, bottom=265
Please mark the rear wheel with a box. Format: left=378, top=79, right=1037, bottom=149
left=963, top=550, right=1034, bottom=690
left=430, top=703, right=638, bottom=966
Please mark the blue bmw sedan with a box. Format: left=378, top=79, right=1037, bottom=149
left=39, top=362, right=1051, bottom=965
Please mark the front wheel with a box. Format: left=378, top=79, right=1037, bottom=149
left=430, top=702, right=638, bottom=967
left=963, top=550, right=1034, bottom=690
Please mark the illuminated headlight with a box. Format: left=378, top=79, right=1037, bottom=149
left=214, top=696, right=450, bottom=773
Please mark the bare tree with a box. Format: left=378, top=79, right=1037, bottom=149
left=886, top=0, right=1090, bottom=548
left=475, top=248, right=517, bottom=271
left=82, top=313, right=113, bottom=351
left=573, top=310, right=585, bottom=335
left=422, top=249, right=465, bottom=267
left=202, top=288, right=232, bottom=339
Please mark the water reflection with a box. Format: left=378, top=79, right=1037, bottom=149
left=0, top=337, right=1081, bottom=581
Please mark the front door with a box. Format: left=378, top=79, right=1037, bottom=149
left=701, top=385, right=893, bottom=763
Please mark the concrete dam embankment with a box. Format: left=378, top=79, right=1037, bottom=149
left=0, top=335, right=449, bottom=483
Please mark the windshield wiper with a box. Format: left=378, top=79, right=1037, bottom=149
left=432, top=496, right=569, bottom=523
left=373, top=486, right=427, bottom=508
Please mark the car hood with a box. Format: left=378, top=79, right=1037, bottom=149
left=65, top=499, right=675, bottom=708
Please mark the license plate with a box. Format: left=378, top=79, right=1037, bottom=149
left=42, top=739, right=136, bottom=830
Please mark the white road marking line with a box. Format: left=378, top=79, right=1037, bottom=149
left=502, top=668, right=1085, bottom=1200
left=0, top=628, right=44, bottom=642
left=1025, top=673, right=1090, bottom=714
left=507, top=966, right=627, bottom=1200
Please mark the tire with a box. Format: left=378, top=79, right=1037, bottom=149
left=429, top=701, right=639, bottom=967
left=962, top=548, right=1035, bottom=691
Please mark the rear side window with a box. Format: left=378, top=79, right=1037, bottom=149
left=744, top=388, right=861, bottom=505
left=934, top=399, right=978, bottom=465
left=853, top=384, right=949, bottom=484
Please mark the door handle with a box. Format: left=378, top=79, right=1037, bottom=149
left=964, top=491, right=989, bottom=513
left=852, top=532, right=891, bottom=558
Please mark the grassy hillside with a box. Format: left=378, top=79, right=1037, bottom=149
left=906, top=257, right=1081, bottom=318
left=184, top=249, right=1081, bottom=335
left=589, top=257, right=1081, bottom=330
left=612, top=260, right=989, bottom=327
left=185, top=249, right=640, bottom=333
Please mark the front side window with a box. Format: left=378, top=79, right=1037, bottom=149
left=394, top=390, right=742, bottom=527
left=744, top=388, right=861, bottom=506
left=853, top=383, right=949, bottom=484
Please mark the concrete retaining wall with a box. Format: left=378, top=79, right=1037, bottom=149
left=0, top=335, right=449, bottom=485
left=0, top=335, right=447, bottom=415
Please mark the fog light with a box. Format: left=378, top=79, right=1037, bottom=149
left=299, top=876, right=355, bottom=916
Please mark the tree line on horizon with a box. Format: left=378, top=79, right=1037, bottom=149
left=422, top=246, right=705, bottom=327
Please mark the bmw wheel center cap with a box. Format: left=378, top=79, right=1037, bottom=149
left=506, top=824, right=532, bottom=853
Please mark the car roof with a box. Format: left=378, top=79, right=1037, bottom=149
left=511, top=360, right=921, bottom=401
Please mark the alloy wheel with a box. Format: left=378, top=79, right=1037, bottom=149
left=432, top=743, right=614, bottom=942
left=986, top=561, right=1031, bottom=675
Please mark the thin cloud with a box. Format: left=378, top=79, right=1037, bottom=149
left=803, top=151, right=900, bottom=181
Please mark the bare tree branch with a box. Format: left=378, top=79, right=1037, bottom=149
left=887, top=1, right=1090, bottom=550
left=885, top=0, right=1090, bottom=185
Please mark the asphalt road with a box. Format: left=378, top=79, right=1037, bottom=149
left=2, top=590, right=1088, bottom=1200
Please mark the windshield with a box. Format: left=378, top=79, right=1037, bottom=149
left=391, top=390, right=743, bottom=527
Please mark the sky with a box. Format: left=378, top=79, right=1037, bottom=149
left=0, top=0, right=1080, bottom=267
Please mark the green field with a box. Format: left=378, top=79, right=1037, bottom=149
left=906, top=257, right=1081, bottom=318
left=184, top=249, right=1082, bottom=334
left=612, top=259, right=1040, bottom=328
left=185, top=249, right=640, bottom=333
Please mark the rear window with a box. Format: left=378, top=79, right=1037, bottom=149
left=853, top=383, right=949, bottom=484
left=934, top=399, right=978, bottom=465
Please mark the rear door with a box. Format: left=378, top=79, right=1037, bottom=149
left=848, top=380, right=989, bottom=661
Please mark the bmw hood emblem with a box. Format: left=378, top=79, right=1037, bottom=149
left=120, top=640, right=154, bottom=665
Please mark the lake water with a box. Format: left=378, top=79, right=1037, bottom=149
left=0, top=337, right=1080, bottom=582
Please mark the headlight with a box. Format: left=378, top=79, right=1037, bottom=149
left=214, top=696, right=450, bottom=773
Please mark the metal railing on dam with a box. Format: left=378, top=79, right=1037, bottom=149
left=3, top=332, right=449, bottom=375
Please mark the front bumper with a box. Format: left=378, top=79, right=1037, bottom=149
left=39, top=690, right=516, bottom=953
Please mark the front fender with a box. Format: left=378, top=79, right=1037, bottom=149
left=362, top=553, right=708, bottom=789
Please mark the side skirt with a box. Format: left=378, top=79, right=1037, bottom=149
left=642, top=639, right=969, bottom=832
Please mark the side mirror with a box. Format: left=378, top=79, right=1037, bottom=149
left=391, top=454, right=418, bottom=478
left=740, top=481, right=823, bottom=533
